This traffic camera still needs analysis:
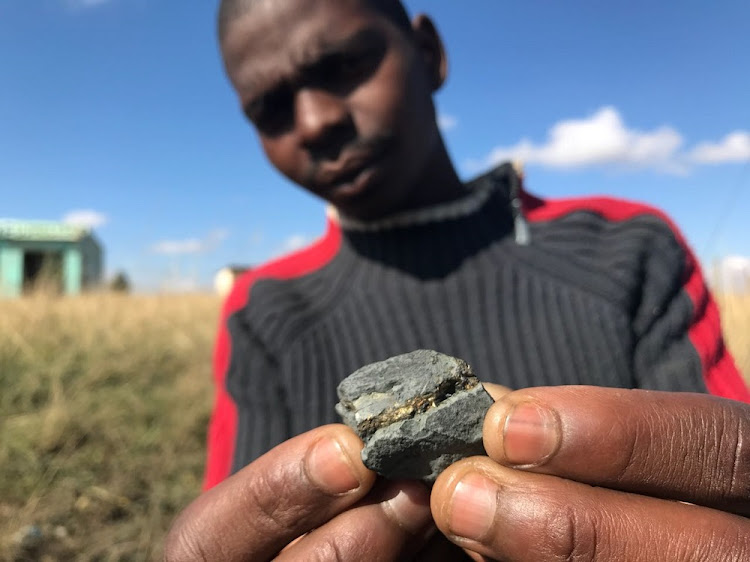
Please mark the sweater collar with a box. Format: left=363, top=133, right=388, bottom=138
left=333, top=177, right=495, bottom=232
left=328, top=162, right=524, bottom=233
left=325, top=163, right=526, bottom=280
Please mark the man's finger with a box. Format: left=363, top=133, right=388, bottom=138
left=164, top=424, right=376, bottom=561
left=482, top=386, right=750, bottom=515
left=482, top=382, right=512, bottom=401
left=276, top=479, right=434, bottom=561
left=432, top=457, right=750, bottom=562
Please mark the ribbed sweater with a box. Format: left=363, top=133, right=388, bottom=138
left=205, top=164, right=750, bottom=488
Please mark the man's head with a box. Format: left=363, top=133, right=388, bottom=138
left=219, top=0, right=457, bottom=220
left=218, top=0, right=413, bottom=43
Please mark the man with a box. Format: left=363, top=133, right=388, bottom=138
left=166, top=1, right=750, bottom=560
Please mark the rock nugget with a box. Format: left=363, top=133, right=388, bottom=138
left=335, top=349, right=494, bottom=483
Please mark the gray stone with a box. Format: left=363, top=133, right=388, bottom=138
left=335, top=350, right=494, bottom=483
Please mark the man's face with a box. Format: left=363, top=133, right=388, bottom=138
left=221, top=0, right=443, bottom=220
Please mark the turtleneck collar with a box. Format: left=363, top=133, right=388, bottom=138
left=333, top=177, right=494, bottom=232
left=324, top=163, right=526, bottom=280
left=328, top=162, right=524, bottom=233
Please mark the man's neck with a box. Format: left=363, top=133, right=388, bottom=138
left=395, top=140, right=466, bottom=213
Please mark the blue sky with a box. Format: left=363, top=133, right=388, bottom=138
left=2, top=0, right=749, bottom=290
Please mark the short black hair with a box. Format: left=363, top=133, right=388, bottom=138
left=217, top=0, right=412, bottom=42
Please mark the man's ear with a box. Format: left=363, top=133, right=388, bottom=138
left=411, top=14, right=448, bottom=91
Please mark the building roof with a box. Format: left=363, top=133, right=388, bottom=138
left=0, top=220, right=93, bottom=243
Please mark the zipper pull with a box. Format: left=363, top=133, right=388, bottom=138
left=509, top=162, right=531, bottom=246
left=512, top=199, right=531, bottom=245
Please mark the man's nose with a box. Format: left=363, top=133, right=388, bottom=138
left=295, top=88, right=351, bottom=152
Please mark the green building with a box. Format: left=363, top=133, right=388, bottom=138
left=0, top=220, right=103, bottom=298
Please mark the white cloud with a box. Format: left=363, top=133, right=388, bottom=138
left=279, top=234, right=309, bottom=253
left=263, top=234, right=312, bottom=259
left=160, top=276, right=201, bottom=293
left=151, top=228, right=229, bottom=256
left=709, top=256, right=750, bottom=292
left=206, top=228, right=230, bottom=245
left=438, top=113, right=458, bottom=133
left=62, top=209, right=108, bottom=229
left=151, top=239, right=203, bottom=255
left=690, top=131, right=750, bottom=164
left=468, top=107, right=686, bottom=174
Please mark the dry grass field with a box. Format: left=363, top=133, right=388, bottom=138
left=716, top=291, right=750, bottom=379
left=0, top=290, right=748, bottom=561
left=0, top=294, right=219, bottom=561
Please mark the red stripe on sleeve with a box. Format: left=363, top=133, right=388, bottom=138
left=524, top=193, right=750, bottom=403
left=203, top=216, right=342, bottom=490
left=679, top=248, right=749, bottom=402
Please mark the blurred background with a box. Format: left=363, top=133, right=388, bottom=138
left=1, top=0, right=748, bottom=559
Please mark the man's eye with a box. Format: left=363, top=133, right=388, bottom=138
left=246, top=89, right=294, bottom=136
left=312, top=50, right=381, bottom=92
left=339, top=54, right=368, bottom=76
left=339, top=51, right=381, bottom=81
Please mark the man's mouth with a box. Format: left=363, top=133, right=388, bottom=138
left=310, top=137, right=391, bottom=194
left=317, top=153, right=378, bottom=190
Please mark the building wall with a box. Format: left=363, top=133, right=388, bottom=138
left=0, top=221, right=104, bottom=298
left=0, top=240, right=102, bottom=297
left=63, top=246, right=82, bottom=295
left=0, top=244, right=24, bottom=298
left=79, top=234, right=103, bottom=289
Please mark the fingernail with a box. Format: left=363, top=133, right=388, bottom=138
left=503, top=402, right=560, bottom=466
left=449, top=473, right=498, bottom=542
left=382, top=481, right=433, bottom=535
left=305, top=437, right=361, bottom=495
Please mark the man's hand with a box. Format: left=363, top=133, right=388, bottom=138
left=431, top=387, right=750, bottom=561
left=164, top=424, right=434, bottom=561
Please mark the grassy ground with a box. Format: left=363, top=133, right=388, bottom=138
left=0, top=294, right=219, bottom=561
left=0, top=291, right=747, bottom=561
left=716, top=291, right=750, bottom=378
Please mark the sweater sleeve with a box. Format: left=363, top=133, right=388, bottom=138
left=632, top=219, right=749, bottom=402
left=224, top=312, right=292, bottom=473
left=202, top=283, right=290, bottom=490
left=202, top=220, right=342, bottom=490
left=202, top=294, right=241, bottom=490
